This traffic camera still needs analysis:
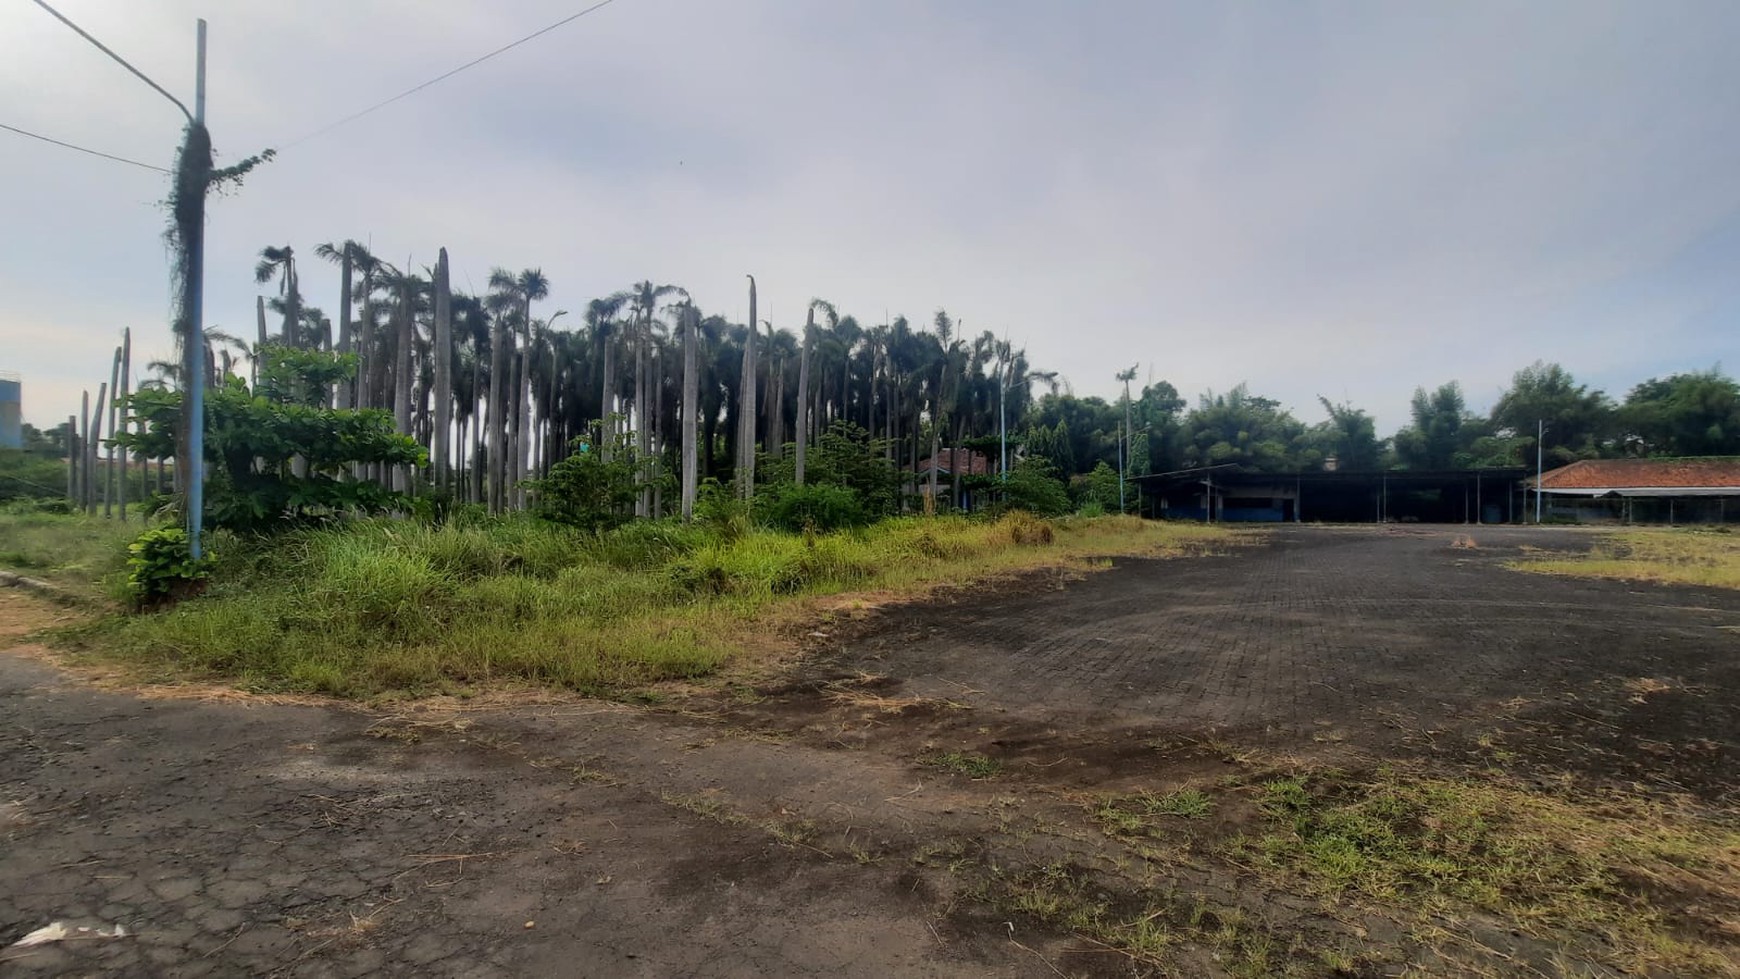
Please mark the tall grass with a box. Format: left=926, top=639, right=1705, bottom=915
left=54, top=513, right=1224, bottom=699
left=1513, top=528, right=1740, bottom=590
left=0, top=510, right=140, bottom=597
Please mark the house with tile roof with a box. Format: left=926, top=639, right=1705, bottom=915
left=1530, top=458, right=1740, bottom=524
left=910, top=448, right=993, bottom=511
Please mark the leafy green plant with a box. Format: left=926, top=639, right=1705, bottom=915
left=530, top=422, right=640, bottom=533
left=761, top=483, right=867, bottom=532
left=115, top=345, right=425, bottom=532
left=125, top=527, right=211, bottom=607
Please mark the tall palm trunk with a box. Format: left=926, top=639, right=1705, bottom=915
left=118, top=328, right=130, bottom=522
left=634, top=318, right=651, bottom=516
left=516, top=344, right=533, bottom=509
left=768, top=353, right=785, bottom=460
left=392, top=280, right=415, bottom=492
left=432, top=248, right=453, bottom=491
left=104, top=346, right=121, bottom=518
left=681, top=308, right=700, bottom=521
left=335, top=251, right=354, bottom=409
left=599, top=330, right=616, bottom=462
left=254, top=296, right=268, bottom=389
left=737, top=276, right=757, bottom=499
left=487, top=317, right=508, bottom=513
left=795, top=309, right=813, bottom=486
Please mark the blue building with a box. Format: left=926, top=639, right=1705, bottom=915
left=0, top=372, right=20, bottom=450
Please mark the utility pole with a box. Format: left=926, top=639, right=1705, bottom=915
left=185, top=19, right=208, bottom=557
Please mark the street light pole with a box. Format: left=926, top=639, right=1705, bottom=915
left=1535, top=418, right=1544, bottom=525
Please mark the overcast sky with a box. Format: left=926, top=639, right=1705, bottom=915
left=4, top=0, right=1738, bottom=433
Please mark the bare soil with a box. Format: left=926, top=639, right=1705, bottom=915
left=3, top=526, right=1737, bottom=976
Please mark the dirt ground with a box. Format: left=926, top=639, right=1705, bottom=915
left=2, top=526, right=1737, bottom=977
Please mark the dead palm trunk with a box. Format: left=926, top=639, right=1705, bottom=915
left=335, top=250, right=354, bottom=409
left=254, top=296, right=267, bottom=389
left=104, top=346, right=121, bottom=518
left=795, top=309, right=813, bottom=486
left=516, top=345, right=533, bottom=509
left=392, top=280, right=414, bottom=493
left=681, top=307, right=700, bottom=522
left=737, top=276, right=758, bottom=499
left=86, top=383, right=106, bottom=516
left=487, top=318, right=508, bottom=513
left=432, top=248, right=453, bottom=492
left=599, top=327, right=616, bottom=462
left=767, top=352, right=785, bottom=460
left=634, top=319, right=650, bottom=516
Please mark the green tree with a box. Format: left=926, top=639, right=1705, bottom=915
left=1489, top=361, right=1614, bottom=465
left=1180, top=384, right=1314, bottom=471
left=1620, top=369, right=1740, bottom=456
left=1313, top=397, right=1383, bottom=470
left=115, top=345, right=424, bottom=531
left=1393, top=382, right=1478, bottom=470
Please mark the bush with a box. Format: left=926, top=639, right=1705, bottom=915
left=762, top=483, right=868, bottom=533
left=998, top=458, right=1073, bottom=517
left=530, top=424, right=640, bottom=533
left=125, top=527, right=210, bottom=607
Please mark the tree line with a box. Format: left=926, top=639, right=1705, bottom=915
left=21, top=237, right=1739, bottom=524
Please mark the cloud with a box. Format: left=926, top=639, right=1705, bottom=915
left=3, top=0, right=1737, bottom=433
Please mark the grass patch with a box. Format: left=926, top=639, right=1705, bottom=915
left=21, top=511, right=1224, bottom=700
left=1237, top=768, right=1740, bottom=974
left=1511, top=528, right=1740, bottom=590
left=0, top=511, right=140, bottom=597
left=920, top=750, right=1004, bottom=779
left=1095, top=787, right=1215, bottom=836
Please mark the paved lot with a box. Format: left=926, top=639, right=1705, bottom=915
left=3, top=525, right=1737, bottom=975
left=847, top=525, right=1740, bottom=797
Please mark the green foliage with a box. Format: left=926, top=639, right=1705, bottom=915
left=529, top=421, right=640, bottom=533
left=998, top=457, right=1072, bottom=517
left=761, top=482, right=867, bottom=532
left=1181, top=384, right=1317, bottom=472
left=0, top=449, right=66, bottom=503
left=125, top=527, right=210, bottom=605
left=1313, top=397, right=1384, bottom=470
left=114, top=345, right=424, bottom=531
left=693, top=478, right=752, bottom=541
left=1076, top=461, right=1123, bottom=512
left=759, top=421, right=900, bottom=517
left=1392, top=382, right=1480, bottom=470
left=1490, top=361, right=1614, bottom=464
left=1620, top=369, right=1740, bottom=457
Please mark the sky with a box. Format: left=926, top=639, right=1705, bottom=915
left=4, top=0, right=1739, bottom=434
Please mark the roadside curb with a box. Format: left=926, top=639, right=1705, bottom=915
left=0, top=571, right=88, bottom=607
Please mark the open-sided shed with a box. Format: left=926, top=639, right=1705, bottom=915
left=1532, top=458, right=1740, bottom=524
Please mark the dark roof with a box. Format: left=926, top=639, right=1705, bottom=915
left=912, top=448, right=992, bottom=476
left=1536, top=458, right=1740, bottom=491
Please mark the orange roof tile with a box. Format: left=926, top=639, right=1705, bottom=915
left=1536, top=458, right=1740, bottom=490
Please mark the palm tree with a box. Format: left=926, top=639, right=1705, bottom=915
left=678, top=303, right=701, bottom=521
left=431, top=248, right=454, bottom=490
left=253, top=245, right=301, bottom=347
left=314, top=240, right=370, bottom=408
left=737, top=275, right=758, bottom=500
left=619, top=281, right=688, bottom=515
left=586, top=295, right=628, bottom=462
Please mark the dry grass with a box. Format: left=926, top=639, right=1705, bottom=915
left=1512, top=528, right=1740, bottom=590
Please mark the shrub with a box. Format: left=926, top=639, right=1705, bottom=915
left=998, top=458, right=1073, bottom=517
left=762, top=483, right=868, bottom=533
left=125, top=527, right=211, bottom=607
left=528, top=422, right=640, bottom=533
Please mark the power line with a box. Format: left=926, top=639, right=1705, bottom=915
left=29, top=0, right=191, bottom=122
left=1, top=121, right=169, bottom=174
left=279, top=0, right=622, bottom=151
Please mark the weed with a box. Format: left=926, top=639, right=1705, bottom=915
left=921, top=751, right=1003, bottom=779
